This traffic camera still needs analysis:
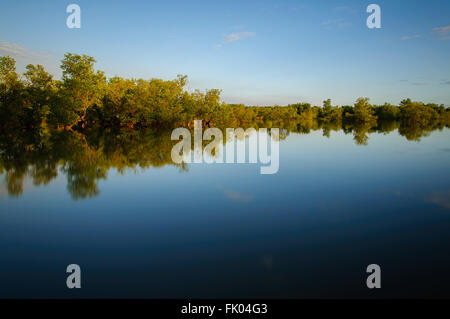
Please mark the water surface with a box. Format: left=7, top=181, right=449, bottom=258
left=1, top=126, right=450, bottom=298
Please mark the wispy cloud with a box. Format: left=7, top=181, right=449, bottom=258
left=0, top=41, right=46, bottom=62
left=223, top=31, right=256, bottom=43
left=432, top=25, right=450, bottom=40
left=216, top=31, right=256, bottom=49
left=432, top=25, right=450, bottom=34
left=401, top=34, right=421, bottom=41
left=0, top=41, right=59, bottom=76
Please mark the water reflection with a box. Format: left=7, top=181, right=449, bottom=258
left=0, top=120, right=448, bottom=199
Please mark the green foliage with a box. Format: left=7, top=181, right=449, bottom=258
left=0, top=53, right=449, bottom=132
left=314, top=99, right=342, bottom=122
left=400, top=98, right=439, bottom=127
left=351, top=98, right=377, bottom=123
left=57, top=53, right=106, bottom=127
left=22, top=64, right=55, bottom=126
left=0, top=56, right=25, bottom=124
left=374, top=103, right=400, bottom=121
left=0, top=56, right=19, bottom=91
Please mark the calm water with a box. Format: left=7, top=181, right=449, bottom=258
left=1, top=127, right=450, bottom=298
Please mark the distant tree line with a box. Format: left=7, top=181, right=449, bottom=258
left=1, top=53, right=449, bottom=131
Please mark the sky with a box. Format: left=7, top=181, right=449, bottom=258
left=0, top=0, right=449, bottom=106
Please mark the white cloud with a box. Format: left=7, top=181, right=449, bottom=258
left=432, top=25, right=450, bottom=34
left=432, top=25, right=450, bottom=40
left=0, top=41, right=46, bottom=62
left=0, top=41, right=59, bottom=76
left=222, top=31, right=256, bottom=44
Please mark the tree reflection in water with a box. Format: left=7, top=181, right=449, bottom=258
left=0, top=119, right=447, bottom=199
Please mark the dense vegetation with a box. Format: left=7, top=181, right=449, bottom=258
left=1, top=53, right=449, bottom=199
left=1, top=54, right=449, bottom=130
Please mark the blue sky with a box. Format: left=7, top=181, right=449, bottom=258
left=0, top=0, right=449, bottom=106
